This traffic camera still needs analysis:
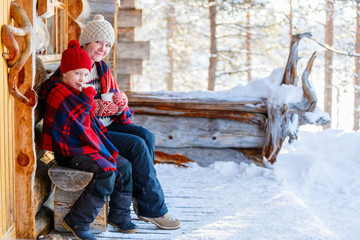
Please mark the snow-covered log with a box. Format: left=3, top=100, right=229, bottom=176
left=127, top=33, right=330, bottom=166
left=127, top=92, right=268, bottom=165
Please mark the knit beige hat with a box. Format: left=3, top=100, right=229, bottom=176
left=79, top=14, right=115, bottom=47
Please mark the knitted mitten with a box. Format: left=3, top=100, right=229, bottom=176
left=94, top=99, right=118, bottom=117
left=81, top=86, right=97, bottom=112
left=113, top=91, right=128, bottom=112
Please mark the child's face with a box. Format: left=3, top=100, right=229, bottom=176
left=82, top=41, right=111, bottom=63
left=62, top=68, right=90, bottom=90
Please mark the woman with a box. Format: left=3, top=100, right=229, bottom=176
left=78, top=14, right=180, bottom=230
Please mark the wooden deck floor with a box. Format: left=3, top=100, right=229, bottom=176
left=51, top=164, right=216, bottom=240
left=48, top=161, right=340, bottom=240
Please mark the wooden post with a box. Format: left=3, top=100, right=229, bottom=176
left=12, top=0, right=37, bottom=238
left=0, top=0, right=16, bottom=238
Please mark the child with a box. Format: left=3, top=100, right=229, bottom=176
left=39, top=40, right=138, bottom=240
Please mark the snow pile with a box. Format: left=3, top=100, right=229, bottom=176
left=149, top=129, right=360, bottom=239
left=275, top=129, right=360, bottom=240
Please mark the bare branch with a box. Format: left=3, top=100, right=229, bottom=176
left=309, top=37, right=360, bottom=57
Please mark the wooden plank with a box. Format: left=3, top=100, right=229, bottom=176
left=88, top=0, right=115, bottom=14
left=132, top=106, right=266, bottom=125
left=34, top=162, right=52, bottom=213
left=119, top=0, right=135, bottom=9
left=127, top=92, right=267, bottom=115
left=1, top=38, right=6, bottom=237
left=35, top=206, right=53, bottom=237
left=116, top=74, right=131, bottom=91
left=117, top=9, right=142, bottom=28
left=1, top=2, right=9, bottom=236
left=155, top=147, right=257, bottom=167
left=53, top=189, right=107, bottom=233
left=117, top=28, right=135, bottom=41
left=117, top=41, right=150, bottom=59
left=116, top=59, right=143, bottom=74
left=132, top=115, right=265, bottom=149
left=1, top=225, right=15, bottom=240
left=48, top=166, right=93, bottom=192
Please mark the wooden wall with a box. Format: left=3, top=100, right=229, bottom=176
left=116, top=0, right=149, bottom=91
left=0, top=0, right=16, bottom=238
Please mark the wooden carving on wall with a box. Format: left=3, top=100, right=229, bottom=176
left=1, top=1, right=37, bottom=106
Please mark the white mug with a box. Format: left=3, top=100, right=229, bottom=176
left=101, top=92, right=114, bottom=102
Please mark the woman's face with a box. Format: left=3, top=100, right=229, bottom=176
left=82, top=41, right=112, bottom=63
left=62, top=68, right=90, bottom=89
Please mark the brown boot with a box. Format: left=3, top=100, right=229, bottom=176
left=139, top=213, right=181, bottom=230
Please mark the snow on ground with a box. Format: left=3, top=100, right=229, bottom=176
left=100, top=69, right=357, bottom=239
left=145, top=129, right=359, bottom=240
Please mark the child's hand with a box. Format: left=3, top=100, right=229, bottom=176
left=82, top=85, right=97, bottom=99
left=113, top=91, right=128, bottom=112
left=81, top=86, right=97, bottom=112
left=94, top=99, right=118, bottom=117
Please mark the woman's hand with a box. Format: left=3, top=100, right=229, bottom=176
left=113, top=91, right=128, bottom=113
left=94, top=99, right=118, bottom=117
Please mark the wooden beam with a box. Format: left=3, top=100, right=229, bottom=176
left=120, top=0, right=135, bottom=9
left=127, top=92, right=267, bottom=115
left=116, top=74, right=131, bottom=91
left=155, top=147, right=263, bottom=167
left=53, top=189, right=108, bottom=233
left=117, top=9, right=142, bottom=27
left=48, top=166, right=93, bottom=192
left=117, top=41, right=150, bottom=59
left=116, top=59, right=143, bottom=74
left=87, top=0, right=115, bottom=14
left=132, top=115, right=265, bottom=149
left=35, top=206, right=53, bottom=237
left=117, top=28, right=135, bottom=41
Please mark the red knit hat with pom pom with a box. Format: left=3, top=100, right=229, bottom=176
left=60, top=40, right=92, bottom=74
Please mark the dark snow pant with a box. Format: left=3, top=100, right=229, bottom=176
left=56, top=154, right=132, bottom=230
left=107, top=123, right=168, bottom=218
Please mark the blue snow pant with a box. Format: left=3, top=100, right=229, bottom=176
left=107, top=123, right=168, bottom=218
left=56, top=154, right=133, bottom=231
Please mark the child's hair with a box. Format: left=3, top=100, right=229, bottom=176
left=60, top=40, right=92, bottom=75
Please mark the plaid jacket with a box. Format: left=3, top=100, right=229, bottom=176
left=39, top=80, right=117, bottom=172
left=39, top=61, right=134, bottom=125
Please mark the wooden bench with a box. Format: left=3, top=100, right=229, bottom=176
left=35, top=119, right=109, bottom=234
left=48, top=165, right=108, bottom=233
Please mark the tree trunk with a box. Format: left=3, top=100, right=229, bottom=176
left=289, top=0, right=293, bottom=40
left=208, top=0, right=216, bottom=90
left=167, top=0, right=175, bottom=91
left=246, top=11, right=252, bottom=82
left=354, top=2, right=360, bottom=130
left=324, top=0, right=334, bottom=129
